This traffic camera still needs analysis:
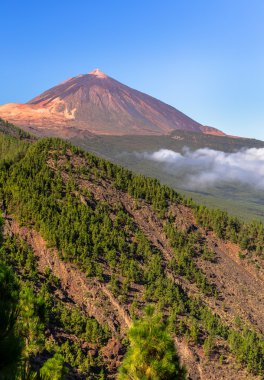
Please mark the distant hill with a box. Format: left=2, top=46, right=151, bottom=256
left=0, top=69, right=225, bottom=137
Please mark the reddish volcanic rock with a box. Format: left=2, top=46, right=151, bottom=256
left=200, top=125, right=226, bottom=136
left=0, top=69, right=224, bottom=137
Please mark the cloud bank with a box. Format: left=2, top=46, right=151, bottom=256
left=137, top=147, right=264, bottom=190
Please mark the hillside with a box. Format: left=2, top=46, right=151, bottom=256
left=71, top=130, right=264, bottom=222
left=0, top=124, right=264, bottom=379
left=2, top=116, right=263, bottom=222
left=0, top=69, right=224, bottom=137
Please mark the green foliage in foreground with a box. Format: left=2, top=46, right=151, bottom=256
left=40, top=354, right=68, bottom=380
left=0, top=220, right=110, bottom=379
left=0, top=262, right=21, bottom=379
left=118, top=307, right=186, bottom=380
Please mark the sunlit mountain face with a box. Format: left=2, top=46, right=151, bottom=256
left=0, top=69, right=224, bottom=138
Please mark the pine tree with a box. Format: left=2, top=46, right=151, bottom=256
left=118, top=306, right=186, bottom=380
left=40, top=353, right=68, bottom=380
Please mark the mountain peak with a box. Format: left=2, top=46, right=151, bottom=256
left=89, top=68, right=108, bottom=78
left=0, top=69, right=225, bottom=137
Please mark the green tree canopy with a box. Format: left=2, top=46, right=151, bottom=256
left=118, top=307, right=186, bottom=380
left=0, top=262, right=22, bottom=379
left=40, top=353, right=68, bottom=380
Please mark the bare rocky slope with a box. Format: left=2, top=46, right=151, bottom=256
left=0, top=125, right=263, bottom=379
left=0, top=69, right=225, bottom=137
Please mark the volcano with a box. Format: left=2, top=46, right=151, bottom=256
left=0, top=69, right=224, bottom=137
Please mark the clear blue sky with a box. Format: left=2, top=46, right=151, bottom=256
left=1, top=0, right=264, bottom=140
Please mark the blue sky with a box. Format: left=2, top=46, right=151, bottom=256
left=1, top=0, right=264, bottom=140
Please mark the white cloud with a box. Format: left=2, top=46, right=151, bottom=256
left=137, top=147, right=264, bottom=190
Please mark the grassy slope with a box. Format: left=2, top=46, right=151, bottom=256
left=71, top=131, right=264, bottom=222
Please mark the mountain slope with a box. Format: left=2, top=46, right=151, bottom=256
left=71, top=130, right=264, bottom=222
left=0, top=69, right=224, bottom=137
left=0, top=126, right=263, bottom=379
